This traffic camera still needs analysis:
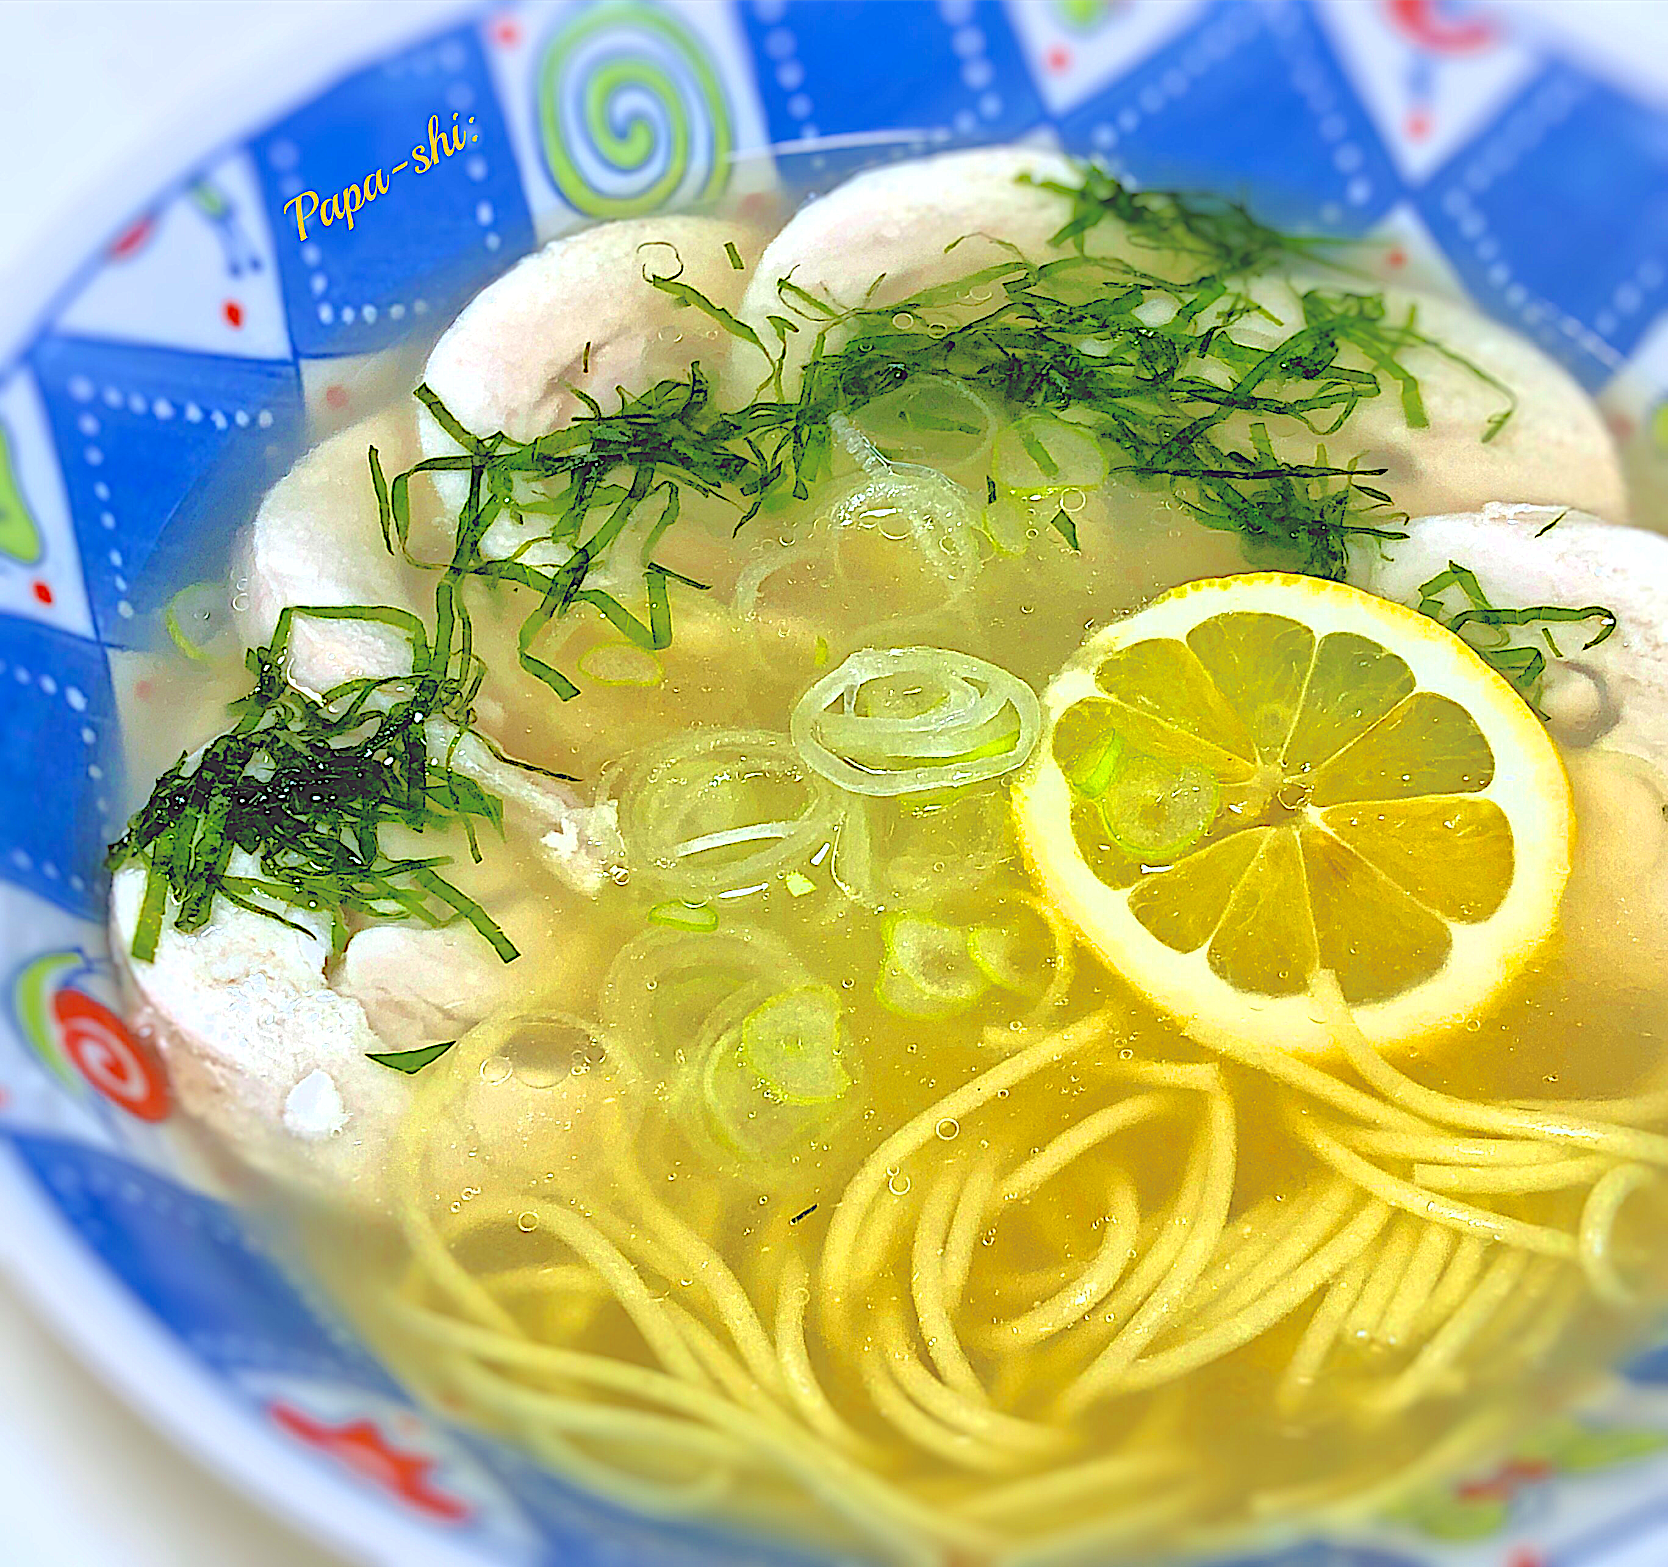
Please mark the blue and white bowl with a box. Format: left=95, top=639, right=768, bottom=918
left=1, top=4, right=1666, bottom=1564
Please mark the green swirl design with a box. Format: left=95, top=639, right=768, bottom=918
left=538, top=2, right=734, bottom=218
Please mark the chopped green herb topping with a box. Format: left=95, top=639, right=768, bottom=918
left=1021, top=162, right=1333, bottom=278
left=368, top=1039, right=458, bottom=1074
left=106, top=605, right=516, bottom=964
left=1416, top=560, right=1618, bottom=715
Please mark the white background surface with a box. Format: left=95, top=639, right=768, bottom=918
left=1, top=2, right=1666, bottom=1566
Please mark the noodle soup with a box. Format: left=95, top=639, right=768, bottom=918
left=107, top=148, right=1668, bottom=1564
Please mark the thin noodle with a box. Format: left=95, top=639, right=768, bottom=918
left=1114, top=1196, right=1392, bottom=1393
left=1580, top=1162, right=1657, bottom=1306
left=857, top=1334, right=1017, bottom=1472
left=1197, top=1177, right=1356, bottom=1331
left=1345, top=1216, right=1419, bottom=1343
left=911, top=1158, right=987, bottom=1398
left=1315, top=972, right=1668, bottom=1166
left=942, top=1159, right=997, bottom=1314
left=1412, top=1155, right=1614, bottom=1193
left=1376, top=1221, right=1455, bottom=1349
left=998, top=1091, right=1175, bottom=1203
left=986, top=1171, right=1140, bottom=1348
left=1060, top=1088, right=1235, bottom=1413
left=822, top=1010, right=1114, bottom=1291
left=773, top=1254, right=873, bottom=1454
left=626, top=1173, right=787, bottom=1393
left=1276, top=1247, right=1373, bottom=1414
left=526, top=1202, right=711, bottom=1386
left=960, top=1447, right=1188, bottom=1524
left=1296, top=1117, right=1577, bottom=1257
left=1368, top=1247, right=1532, bottom=1415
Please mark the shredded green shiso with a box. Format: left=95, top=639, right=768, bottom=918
left=1415, top=560, right=1618, bottom=716
left=106, top=605, right=517, bottom=965
left=105, top=160, right=1610, bottom=1008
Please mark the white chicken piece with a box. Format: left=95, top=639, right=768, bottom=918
left=110, top=855, right=404, bottom=1196
left=741, top=150, right=1624, bottom=524
left=1246, top=277, right=1628, bottom=524
left=110, top=839, right=589, bottom=1198
left=736, top=145, right=1080, bottom=396
left=234, top=406, right=432, bottom=695
left=420, top=213, right=763, bottom=455
left=1351, top=504, right=1668, bottom=988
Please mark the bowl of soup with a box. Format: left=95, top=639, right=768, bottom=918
left=3, top=4, right=1668, bottom=1565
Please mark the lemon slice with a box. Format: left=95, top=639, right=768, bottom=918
left=1014, top=573, right=1574, bottom=1054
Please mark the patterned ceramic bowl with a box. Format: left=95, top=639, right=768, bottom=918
left=0, top=4, right=1665, bottom=1565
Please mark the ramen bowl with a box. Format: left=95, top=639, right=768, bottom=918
left=2, top=4, right=1667, bottom=1565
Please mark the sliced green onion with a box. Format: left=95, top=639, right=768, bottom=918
left=968, top=893, right=1077, bottom=1027
left=991, top=414, right=1109, bottom=493
left=792, top=647, right=1041, bottom=798
left=876, top=912, right=989, bottom=1020
left=699, top=986, right=857, bottom=1163
left=833, top=790, right=1011, bottom=910
left=967, top=902, right=1061, bottom=1000
left=164, top=581, right=228, bottom=661
left=599, top=925, right=813, bottom=1082
left=981, top=492, right=1039, bottom=556
left=648, top=900, right=718, bottom=932
left=1099, top=752, right=1219, bottom=861
left=618, top=730, right=837, bottom=898
left=1052, top=701, right=1124, bottom=798
left=851, top=374, right=998, bottom=470
left=738, top=985, right=850, bottom=1105
left=826, top=465, right=985, bottom=590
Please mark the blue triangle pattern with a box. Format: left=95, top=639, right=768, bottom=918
left=735, top=0, right=1047, bottom=187
left=27, top=336, right=303, bottom=647
left=249, top=23, right=536, bottom=360
left=0, top=617, right=117, bottom=919
left=1055, top=0, right=1400, bottom=235
left=1416, top=62, right=1668, bottom=391
left=8, top=1131, right=405, bottom=1395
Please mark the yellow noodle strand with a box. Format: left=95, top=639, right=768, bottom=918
left=1060, top=1088, right=1236, bottom=1413
left=526, top=1202, right=711, bottom=1386
left=1316, top=972, right=1668, bottom=1166
left=942, top=1159, right=996, bottom=1315
left=961, top=1447, right=1187, bottom=1524
left=1114, top=1196, right=1392, bottom=1393
left=911, top=1158, right=987, bottom=1399
left=1197, top=1177, right=1357, bottom=1332
left=773, top=1255, right=872, bottom=1455
left=823, top=1010, right=1114, bottom=1290
left=1296, top=1118, right=1577, bottom=1257
left=998, top=1091, right=1175, bottom=1203
left=1412, top=1156, right=1614, bottom=1193
left=1376, top=1221, right=1455, bottom=1349
left=1276, top=1249, right=1373, bottom=1414
left=1346, top=1216, right=1420, bottom=1343
left=986, top=1171, right=1140, bottom=1349
left=1369, top=1247, right=1532, bottom=1415
left=1580, top=1162, right=1657, bottom=1306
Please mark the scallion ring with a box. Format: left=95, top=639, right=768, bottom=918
left=792, top=647, right=1041, bottom=798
